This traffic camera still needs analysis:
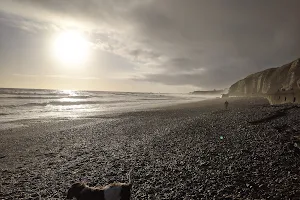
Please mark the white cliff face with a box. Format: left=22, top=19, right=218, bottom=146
left=229, top=58, right=300, bottom=96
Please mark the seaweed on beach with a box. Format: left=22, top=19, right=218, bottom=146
left=248, top=110, right=287, bottom=124
left=248, top=105, right=299, bottom=125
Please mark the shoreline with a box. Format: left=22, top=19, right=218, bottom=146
left=0, top=97, right=299, bottom=199
left=0, top=97, right=210, bottom=131
left=0, top=96, right=213, bottom=131
left=160, top=96, right=270, bottom=110
left=0, top=97, right=269, bottom=128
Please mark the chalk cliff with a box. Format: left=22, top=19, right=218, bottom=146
left=229, top=58, right=300, bottom=96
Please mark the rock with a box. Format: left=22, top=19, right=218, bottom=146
left=228, top=58, right=300, bottom=105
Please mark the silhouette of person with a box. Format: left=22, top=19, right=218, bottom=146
left=224, top=101, right=229, bottom=109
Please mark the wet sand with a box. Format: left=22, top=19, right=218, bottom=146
left=0, top=97, right=300, bottom=199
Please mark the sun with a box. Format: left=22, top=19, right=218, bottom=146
left=53, top=31, right=89, bottom=64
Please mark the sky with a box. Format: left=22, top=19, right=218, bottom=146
left=0, top=0, right=299, bottom=93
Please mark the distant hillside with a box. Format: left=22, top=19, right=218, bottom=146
left=191, top=89, right=225, bottom=95
left=228, top=58, right=300, bottom=104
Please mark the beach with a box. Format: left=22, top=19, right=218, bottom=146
left=0, top=97, right=299, bottom=199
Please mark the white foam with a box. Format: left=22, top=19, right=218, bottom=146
left=0, top=123, right=26, bottom=130
left=0, top=89, right=208, bottom=123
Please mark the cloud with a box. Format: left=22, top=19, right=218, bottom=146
left=2, top=0, right=300, bottom=89
left=13, top=74, right=100, bottom=80
left=13, top=73, right=37, bottom=77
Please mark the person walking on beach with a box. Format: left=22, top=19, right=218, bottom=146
left=224, top=100, right=229, bottom=109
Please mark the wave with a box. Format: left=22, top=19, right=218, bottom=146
left=0, top=91, right=69, bottom=96
left=0, top=100, right=130, bottom=108
left=0, top=95, right=91, bottom=100
left=0, top=105, right=17, bottom=108
left=42, top=100, right=128, bottom=106
left=0, top=88, right=86, bottom=96
left=138, top=98, right=170, bottom=101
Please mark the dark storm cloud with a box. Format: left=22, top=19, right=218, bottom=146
left=1, top=0, right=300, bottom=89
left=128, top=0, right=300, bottom=87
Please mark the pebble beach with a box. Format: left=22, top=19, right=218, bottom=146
left=0, top=97, right=299, bottom=199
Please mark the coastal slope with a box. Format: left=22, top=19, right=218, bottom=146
left=228, top=58, right=300, bottom=99
left=0, top=98, right=299, bottom=199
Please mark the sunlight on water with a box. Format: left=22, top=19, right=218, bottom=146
left=60, top=97, right=82, bottom=102
left=61, top=90, right=77, bottom=96
left=0, top=88, right=210, bottom=127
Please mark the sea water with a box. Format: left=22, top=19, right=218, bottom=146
left=0, top=88, right=208, bottom=127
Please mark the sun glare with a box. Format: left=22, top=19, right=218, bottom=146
left=53, top=31, right=89, bottom=65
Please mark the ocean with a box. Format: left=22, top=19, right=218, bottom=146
left=0, top=88, right=210, bottom=128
